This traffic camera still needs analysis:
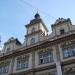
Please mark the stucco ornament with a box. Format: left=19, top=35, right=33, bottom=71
left=55, top=18, right=66, bottom=24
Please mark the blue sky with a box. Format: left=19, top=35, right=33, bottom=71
left=0, top=0, right=75, bottom=47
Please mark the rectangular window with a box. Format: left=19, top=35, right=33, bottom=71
left=63, top=47, right=75, bottom=58
left=60, top=29, right=65, bottom=35
left=39, top=50, right=53, bottom=64
left=16, top=56, right=29, bottom=70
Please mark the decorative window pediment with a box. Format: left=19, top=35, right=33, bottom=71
left=61, top=41, right=71, bottom=48
left=61, top=40, right=75, bottom=48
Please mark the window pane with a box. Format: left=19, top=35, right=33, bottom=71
left=63, top=50, right=69, bottom=58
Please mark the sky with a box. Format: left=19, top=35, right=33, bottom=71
left=0, top=0, right=75, bottom=48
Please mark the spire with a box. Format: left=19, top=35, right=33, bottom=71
left=34, top=12, right=40, bottom=19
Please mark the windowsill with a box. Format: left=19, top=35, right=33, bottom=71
left=38, top=60, right=54, bottom=65
left=63, top=55, right=75, bottom=59
left=16, top=67, right=29, bottom=71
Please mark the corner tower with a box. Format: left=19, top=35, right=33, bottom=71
left=25, top=13, right=48, bottom=46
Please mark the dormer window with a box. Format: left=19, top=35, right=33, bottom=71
left=30, top=38, right=35, bottom=45
left=7, top=47, right=10, bottom=52
left=60, top=29, right=65, bottom=35
left=31, top=27, right=35, bottom=33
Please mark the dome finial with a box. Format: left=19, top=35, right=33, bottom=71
left=34, top=12, right=40, bottom=19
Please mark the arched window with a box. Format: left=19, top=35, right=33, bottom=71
left=31, top=27, right=35, bottom=33
left=30, top=38, right=35, bottom=45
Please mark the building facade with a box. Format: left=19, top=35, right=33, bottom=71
left=0, top=13, right=75, bottom=75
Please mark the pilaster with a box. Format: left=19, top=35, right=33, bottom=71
left=10, top=57, right=15, bottom=74
left=53, top=45, right=62, bottom=75
left=31, top=51, right=35, bottom=75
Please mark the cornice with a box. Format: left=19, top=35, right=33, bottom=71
left=25, top=19, right=48, bottom=32
left=34, top=63, right=56, bottom=72
left=25, top=30, right=41, bottom=37
left=51, top=18, right=72, bottom=28
left=61, top=58, right=75, bottom=66
left=9, top=63, right=56, bottom=75
left=0, top=30, right=75, bottom=61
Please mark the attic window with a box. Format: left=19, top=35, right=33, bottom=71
left=7, top=48, right=10, bottom=52
left=60, top=29, right=65, bottom=35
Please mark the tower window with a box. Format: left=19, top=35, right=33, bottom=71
left=7, top=47, right=10, bottom=52
left=60, top=29, right=65, bottom=34
left=30, top=38, right=35, bottom=45
left=31, top=27, right=35, bottom=33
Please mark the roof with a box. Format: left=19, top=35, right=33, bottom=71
left=25, top=13, right=48, bottom=32
left=4, top=37, right=22, bottom=45
left=51, top=18, right=72, bottom=27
